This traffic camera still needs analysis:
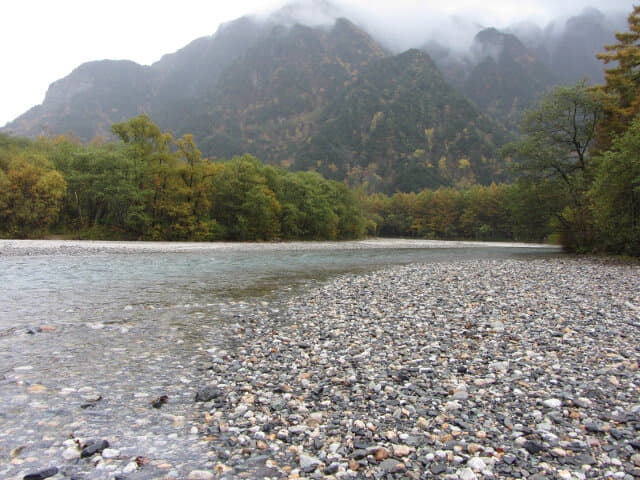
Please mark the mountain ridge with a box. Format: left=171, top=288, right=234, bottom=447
left=0, top=4, right=626, bottom=192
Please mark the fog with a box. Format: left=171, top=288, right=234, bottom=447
left=0, top=0, right=633, bottom=127
left=259, top=0, right=632, bottom=52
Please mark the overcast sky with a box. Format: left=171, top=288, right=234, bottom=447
left=1, top=0, right=634, bottom=127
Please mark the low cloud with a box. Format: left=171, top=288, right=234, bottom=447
left=260, top=0, right=633, bottom=52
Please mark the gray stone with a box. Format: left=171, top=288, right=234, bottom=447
left=194, top=386, right=224, bottom=402
left=380, top=458, right=405, bottom=473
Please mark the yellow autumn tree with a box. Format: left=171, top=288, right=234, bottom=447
left=597, top=5, right=640, bottom=148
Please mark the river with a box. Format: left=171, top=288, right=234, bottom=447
left=0, top=239, right=560, bottom=480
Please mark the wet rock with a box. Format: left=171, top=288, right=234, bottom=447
left=80, top=439, right=109, bottom=458
left=23, top=467, right=58, bottom=480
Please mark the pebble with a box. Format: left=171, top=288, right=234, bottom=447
left=100, top=447, right=119, bottom=459
left=393, top=445, right=412, bottom=457
left=194, top=386, right=223, bottom=402
left=61, top=447, right=79, bottom=460
left=380, top=458, right=405, bottom=473
left=299, top=453, right=321, bottom=471
left=187, top=470, right=214, bottom=480
left=122, top=462, right=138, bottom=474
left=542, top=398, right=562, bottom=409
left=457, top=467, right=478, bottom=480
left=180, top=258, right=640, bottom=478
left=466, top=457, right=486, bottom=471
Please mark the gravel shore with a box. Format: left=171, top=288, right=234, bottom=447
left=191, top=257, right=639, bottom=480
left=0, top=239, right=551, bottom=256
left=5, top=256, right=640, bottom=480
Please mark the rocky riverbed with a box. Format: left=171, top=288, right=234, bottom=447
left=4, top=256, right=640, bottom=479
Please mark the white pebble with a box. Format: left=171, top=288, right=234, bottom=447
left=542, top=398, right=562, bottom=409
left=101, top=448, right=120, bottom=459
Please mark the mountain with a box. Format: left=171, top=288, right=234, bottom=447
left=423, top=8, right=624, bottom=126
left=463, top=28, right=556, bottom=127
left=1, top=4, right=627, bottom=192
left=513, top=8, right=627, bottom=85
left=6, top=14, right=507, bottom=193
left=4, top=15, right=266, bottom=142
left=149, top=16, right=265, bottom=131
left=187, top=17, right=387, bottom=162
left=5, top=60, right=156, bottom=140
left=294, top=49, right=510, bottom=192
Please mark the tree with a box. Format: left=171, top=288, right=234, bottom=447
left=0, top=154, right=66, bottom=237
left=505, top=180, right=555, bottom=242
left=428, top=188, right=462, bottom=238
left=62, top=144, right=138, bottom=232
left=211, top=155, right=282, bottom=241
left=597, top=6, right=640, bottom=148
left=503, top=81, right=604, bottom=250
left=590, top=115, right=640, bottom=255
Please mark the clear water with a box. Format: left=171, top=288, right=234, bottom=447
left=0, top=240, right=560, bottom=331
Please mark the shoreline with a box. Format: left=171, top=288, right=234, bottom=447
left=0, top=238, right=558, bottom=256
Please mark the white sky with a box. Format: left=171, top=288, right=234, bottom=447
left=1, top=0, right=634, bottom=127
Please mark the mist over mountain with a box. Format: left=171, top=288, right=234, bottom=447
left=1, top=1, right=630, bottom=192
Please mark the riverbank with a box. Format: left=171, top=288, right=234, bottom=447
left=189, top=257, right=640, bottom=479
left=3, top=255, right=639, bottom=480
left=0, top=238, right=554, bottom=256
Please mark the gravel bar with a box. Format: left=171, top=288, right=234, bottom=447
left=5, top=256, right=640, bottom=480
left=192, top=258, right=639, bottom=480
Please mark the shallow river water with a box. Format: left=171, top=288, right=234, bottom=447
left=0, top=239, right=560, bottom=479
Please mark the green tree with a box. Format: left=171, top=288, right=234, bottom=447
left=505, top=180, right=555, bottom=242
left=503, top=81, right=604, bottom=250
left=211, top=155, right=281, bottom=241
left=61, top=144, right=138, bottom=233
left=590, top=115, right=640, bottom=255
